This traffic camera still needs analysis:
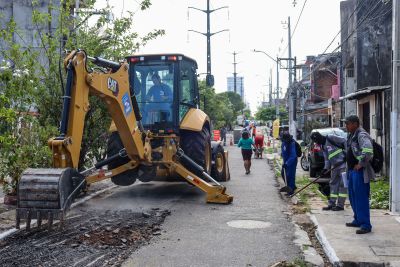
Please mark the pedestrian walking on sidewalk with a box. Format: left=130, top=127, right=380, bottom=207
left=310, top=132, right=347, bottom=211
left=238, top=130, right=255, bottom=174
left=281, top=132, right=298, bottom=194
left=344, top=115, right=375, bottom=234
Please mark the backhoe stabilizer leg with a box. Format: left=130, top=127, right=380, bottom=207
left=172, top=162, right=233, bottom=204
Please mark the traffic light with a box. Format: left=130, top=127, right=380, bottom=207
left=206, top=74, right=214, bottom=87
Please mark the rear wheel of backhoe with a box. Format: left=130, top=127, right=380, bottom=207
left=180, top=126, right=212, bottom=175
left=211, top=145, right=228, bottom=181
left=107, top=131, right=138, bottom=186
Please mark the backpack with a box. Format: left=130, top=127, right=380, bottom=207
left=294, top=141, right=302, bottom=157
left=354, top=132, right=384, bottom=173
left=370, top=139, right=384, bottom=173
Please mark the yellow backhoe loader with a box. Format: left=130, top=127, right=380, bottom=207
left=16, top=50, right=233, bottom=230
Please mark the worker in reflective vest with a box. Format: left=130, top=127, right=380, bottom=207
left=311, top=132, right=347, bottom=211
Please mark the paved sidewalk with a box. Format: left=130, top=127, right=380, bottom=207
left=277, top=159, right=400, bottom=266
left=310, top=203, right=400, bottom=266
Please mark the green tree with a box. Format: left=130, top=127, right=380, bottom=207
left=218, top=92, right=245, bottom=116
left=255, top=106, right=288, bottom=122
left=0, top=0, right=164, bottom=193
left=198, top=80, right=245, bottom=129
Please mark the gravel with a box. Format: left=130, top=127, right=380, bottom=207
left=0, top=209, right=170, bottom=267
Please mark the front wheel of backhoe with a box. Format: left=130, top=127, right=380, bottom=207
left=180, top=126, right=212, bottom=176
left=107, top=131, right=138, bottom=186
left=211, top=144, right=229, bottom=181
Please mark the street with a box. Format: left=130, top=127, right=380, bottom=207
left=2, top=1, right=400, bottom=266
left=0, top=146, right=302, bottom=267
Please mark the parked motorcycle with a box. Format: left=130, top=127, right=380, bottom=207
left=300, top=145, right=310, bottom=171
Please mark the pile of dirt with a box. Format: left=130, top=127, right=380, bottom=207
left=0, top=208, right=170, bottom=267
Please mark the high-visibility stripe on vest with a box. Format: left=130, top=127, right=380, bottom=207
left=362, top=148, right=373, bottom=154
left=328, top=148, right=343, bottom=160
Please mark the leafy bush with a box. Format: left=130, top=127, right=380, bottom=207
left=370, top=179, right=389, bottom=209
left=0, top=0, right=164, bottom=193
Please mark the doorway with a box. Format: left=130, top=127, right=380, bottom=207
left=361, top=102, right=370, bottom=133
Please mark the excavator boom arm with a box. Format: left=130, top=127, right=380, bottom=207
left=50, top=50, right=145, bottom=169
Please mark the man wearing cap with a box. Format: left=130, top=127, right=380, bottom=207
left=144, top=73, right=173, bottom=123
left=310, top=132, right=347, bottom=211
left=146, top=73, right=173, bottom=103
left=344, top=115, right=374, bottom=234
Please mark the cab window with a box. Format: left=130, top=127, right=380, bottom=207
left=179, top=62, right=195, bottom=121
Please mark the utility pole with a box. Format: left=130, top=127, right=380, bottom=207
left=287, top=16, right=297, bottom=140
left=252, top=49, right=280, bottom=118
left=232, top=51, right=238, bottom=94
left=188, top=0, right=228, bottom=87
left=276, top=57, right=280, bottom=119
left=240, top=77, right=244, bottom=101
left=293, top=57, right=297, bottom=122
left=391, top=0, right=400, bottom=212
left=269, top=69, right=273, bottom=106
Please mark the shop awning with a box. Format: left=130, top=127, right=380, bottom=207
left=339, top=85, right=391, bottom=101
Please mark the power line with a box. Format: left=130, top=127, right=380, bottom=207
left=308, top=0, right=383, bottom=78
left=321, top=0, right=365, bottom=55
left=280, top=0, right=308, bottom=57
left=291, top=0, right=308, bottom=39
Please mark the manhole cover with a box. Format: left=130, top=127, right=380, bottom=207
left=227, top=220, right=271, bottom=229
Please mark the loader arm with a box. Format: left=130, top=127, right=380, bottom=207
left=50, top=50, right=145, bottom=169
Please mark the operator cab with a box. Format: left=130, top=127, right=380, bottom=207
left=127, top=54, right=199, bottom=133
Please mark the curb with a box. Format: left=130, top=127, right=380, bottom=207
left=0, top=185, right=117, bottom=241
left=309, top=214, right=342, bottom=267
left=293, top=223, right=324, bottom=266
left=269, top=157, right=324, bottom=266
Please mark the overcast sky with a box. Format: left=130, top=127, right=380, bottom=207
left=96, top=0, right=343, bottom=113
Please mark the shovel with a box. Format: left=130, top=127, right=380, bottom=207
left=279, top=165, right=292, bottom=193
left=289, top=163, right=344, bottom=198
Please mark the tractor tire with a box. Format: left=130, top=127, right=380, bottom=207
left=180, top=126, right=212, bottom=175
left=211, top=144, right=228, bottom=181
left=107, top=131, right=138, bottom=186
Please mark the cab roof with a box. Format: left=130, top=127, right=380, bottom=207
left=126, top=54, right=198, bottom=68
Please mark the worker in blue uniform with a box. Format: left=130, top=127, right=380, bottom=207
left=281, top=132, right=298, bottom=194
left=344, top=115, right=374, bottom=234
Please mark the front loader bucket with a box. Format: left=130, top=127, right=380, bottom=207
left=16, top=168, right=83, bottom=230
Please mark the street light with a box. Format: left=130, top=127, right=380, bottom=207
left=253, top=49, right=280, bottom=120
left=253, top=49, right=278, bottom=64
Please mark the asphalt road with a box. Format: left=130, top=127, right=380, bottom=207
left=80, top=145, right=301, bottom=267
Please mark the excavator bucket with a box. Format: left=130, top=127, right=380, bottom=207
left=16, top=168, right=83, bottom=230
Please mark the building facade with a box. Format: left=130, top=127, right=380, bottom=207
left=227, top=76, right=244, bottom=99
left=297, top=53, right=341, bottom=141
left=0, top=0, right=61, bottom=68
left=340, top=0, right=392, bottom=174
